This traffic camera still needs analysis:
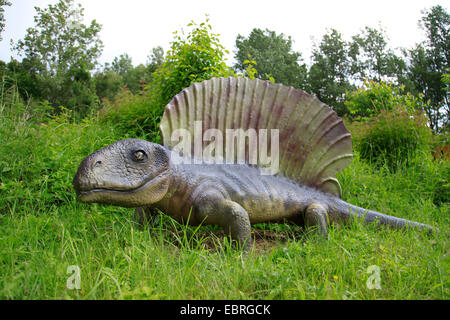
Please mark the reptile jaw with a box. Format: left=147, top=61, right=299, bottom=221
left=75, top=171, right=171, bottom=207
left=76, top=177, right=151, bottom=199
left=74, top=174, right=153, bottom=200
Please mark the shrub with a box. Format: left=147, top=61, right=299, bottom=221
left=345, top=80, right=425, bottom=119
left=99, top=87, right=161, bottom=142
left=349, top=107, right=433, bottom=170
left=345, top=80, right=435, bottom=170
left=150, top=17, right=235, bottom=108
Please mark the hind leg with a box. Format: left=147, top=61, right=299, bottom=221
left=305, top=204, right=329, bottom=236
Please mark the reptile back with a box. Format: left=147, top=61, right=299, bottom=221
left=157, top=159, right=330, bottom=224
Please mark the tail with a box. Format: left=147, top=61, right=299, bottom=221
left=331, top=198, right=438, bottom=234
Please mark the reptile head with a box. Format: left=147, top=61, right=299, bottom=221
left=73, top=139, right=170, bottom=207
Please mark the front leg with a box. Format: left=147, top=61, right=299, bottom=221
left=133, top=206, right=160, bottom=228
left=195, top=194, right=252, bottom=251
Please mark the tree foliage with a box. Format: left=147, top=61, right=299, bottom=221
left=93, top=69, right=123, bottom=102
left=351, top=26, right=406, bottom=83
left=110, top=53, right=147, bottom=93
left=12, top=0, right=103, bottom=115
left=0, top=0, right=11, bottom=41
left=147, top=47, right=164, bottom=72
left=13, top=0, right=103, bottom=75
left=111, top=53, right=134, bottom=79
left=402, top=5, right=449, bottom=133
left=234, top=28, right=307, bottom=88
left=308, top=29, right=355, bottom=115
left=94, top=47, right=164, bottom=101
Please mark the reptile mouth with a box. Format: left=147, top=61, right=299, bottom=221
left=76, top=172, right=164, bottom=201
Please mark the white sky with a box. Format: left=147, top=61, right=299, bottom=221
left=0, top=0, right=447, bottom=67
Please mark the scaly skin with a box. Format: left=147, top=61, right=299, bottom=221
left=73, top=139, right=437, bottom=250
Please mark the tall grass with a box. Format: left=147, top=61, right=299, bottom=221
left=0, top=86, right=448, bottom=300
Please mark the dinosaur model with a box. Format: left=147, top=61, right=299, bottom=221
left=73, top=77, right=436, bottom=250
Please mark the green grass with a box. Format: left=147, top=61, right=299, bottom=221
left=0, top=202, right=447, bottom=299
left=0, top=93, right=448, bottom=300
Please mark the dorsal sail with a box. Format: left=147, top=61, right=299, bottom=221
left=159, top=77, right=353, bottom=197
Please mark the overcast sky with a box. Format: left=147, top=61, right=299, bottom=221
left=1, top=0, right=447, bottom=67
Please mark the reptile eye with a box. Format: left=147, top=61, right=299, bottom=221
left=133, top=150, right=147, bottom=162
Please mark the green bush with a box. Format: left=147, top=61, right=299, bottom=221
left=349, top=107, right=433, bottom=170
left=345, top=80, right=435, bottom=170
left=150, top=17, right=235, bottom=107
left=345, top=80, right=425, bottom=119
left=99, top=88, right=161, bottom=142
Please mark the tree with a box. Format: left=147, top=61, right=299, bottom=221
left=12, top=0, right=103, bottom=115
left=421, top=5, right=449, bottom=77
left=115, top=48, right=165, bottom=93
left=111, top=53, right=134, bottom=79
left=144, top=46, right=164, bottom=84
left=95, top=46, right=164, bottom=100
left=351, top=26, right=406, bottom=83
left=308, top=29, right=355, bottom=115
left=404, top=44, right=443, bottom=133
left=93, top=69, right=123, bottom=101
left=3, top=58, right=45, bottom=101
left=110, top=53, right=142, bottom=93
left=442, top=70, right=450, bottom=133
left=403, top=5, right=449, bottom=133
left=0, top=0, right=11, bottom=41
left=146, top=46, right=164, bottom=74
left=234, top=28, right=307, bottom=88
